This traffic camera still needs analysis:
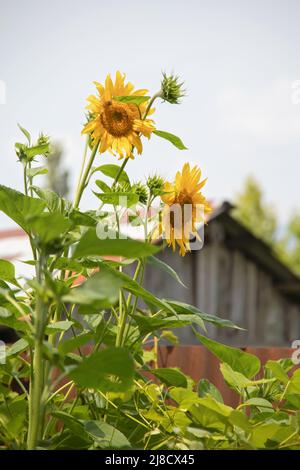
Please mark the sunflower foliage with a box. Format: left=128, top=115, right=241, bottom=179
left=0, top=71, right=299, bottom=451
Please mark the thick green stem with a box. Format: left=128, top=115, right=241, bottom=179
left=27, top=255, right=47, bottom=450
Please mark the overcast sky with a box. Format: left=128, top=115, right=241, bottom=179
left=1, top=0, right=300, bottom=229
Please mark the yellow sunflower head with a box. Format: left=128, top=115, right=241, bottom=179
left=82, top=71, right=155, bottom=159
left=160, top=163, right=211, bottom=256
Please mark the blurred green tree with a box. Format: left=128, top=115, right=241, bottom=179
left=233, top=175, right=278, bottom=244
left=45, top=142, right=69, bottom=197
left=234, top=175, right=300, bottom=276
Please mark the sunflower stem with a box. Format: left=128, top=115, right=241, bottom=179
left=143, top=92, right=161, bottom=120
left=73, top=140, right=99, bottom=209
left=112, top=157, right=130, bottom=188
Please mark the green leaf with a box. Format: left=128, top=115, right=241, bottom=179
left=52, top=411, right=84, bottom=436
left=0, top=259, right=17, bottom=285
left=73, top=228, right=160, bottom=259
left=286, top=369, right=300, bottom=395
left=83, top=420, right=131, bottom=449
left=133, top=314, right=192, bottom=335
left=32, top=186, right=63, bottom=212
left=166, top=300, right=243, bottom=330
left=147, top=256, right=186, bottom=287
left=99, top=264, right=175, bottom=313
left=94, top=191, right=139, bottom=207
left=150, top=368, right=188, bottom=388
left=46, top=321, right=74, bottom=335
left=0, top=396, right=27, bottom=438
left=196, top=333, right=261, bottom=379
left=0, top=307, right=29, bottom=333
left=198, top=379, right=224, bottom=403
left=94, top=164, right=130, bottom=184
left=27, top=166, right=48, bottom=178
left=239, top=398, right=273, bottom=410
left=0, top=185, right=46, bottom=233
left=25, top=143, right=49, bottom=159
left=58, top=332, right=93, bottom=355
left=6, top=338, right=29, bottom=357
left=17, top=123, right=31, bottom=144
left=153, top=130, right=187, bottom=150
left=30, top=212, right=72, bottom=243
left=220, top=363, right=273, bottom=391
left=69, top=210, right=97, bottom=227
left=265, top=360, right=289, bottom=384
left=62, top=270, right=123, bottom=310
left=95, top=180, right=111, bottom=193
left=69, top=347, right=134, bottom=391
left=228, top=410, right=251, bottom=432
left=114, top=95, right=150, bottom=106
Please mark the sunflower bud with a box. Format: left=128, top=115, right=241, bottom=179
left=160, top=73, right=185, bottom=104
left=147, top=174, right=165, bottom=196
left=112, top=182, right=131, bottom=193
left=132, top=182, right=148, bottom=204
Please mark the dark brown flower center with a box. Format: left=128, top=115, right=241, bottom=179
left=100, top=100, right=139, bottom=137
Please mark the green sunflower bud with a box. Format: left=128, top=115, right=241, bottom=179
left=112, top=182, right=131, bottom=193
left=160, top=72, right=185, bottom=104
left=146, top=174, right=165, bottom=196
left=132, top=182, right=149, bottom=204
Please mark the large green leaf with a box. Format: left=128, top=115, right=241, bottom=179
left=69, top=347, right=134, bottom=391
left=30, top=212, right=72, bottom=243
left=93, top=164, right=130, bottom=184
left=83, top=421, right=131, bottom=449
left=153, top=130, right=187, bottom=150
left=196, top=333, right=261, bottom=379
left=0, top=185, right=45, bottom=233
left=62, top=270, right=123, bottom=310
left=73, top=228, right=160, bottom=259
left=166, top=300, right=243, bottom=330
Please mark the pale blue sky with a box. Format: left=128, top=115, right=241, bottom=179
left=1, top=0, right=300, bottom=229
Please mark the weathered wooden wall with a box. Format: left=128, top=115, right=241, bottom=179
left=144, top=221, right=300, bottom=346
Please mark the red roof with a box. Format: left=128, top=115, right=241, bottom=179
left=0, top=228, right=26, bottom=240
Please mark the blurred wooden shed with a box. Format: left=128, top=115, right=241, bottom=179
left=144, top=202, right=300, bottom=346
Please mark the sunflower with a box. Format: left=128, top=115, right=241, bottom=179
left=160, top=163, right=211, bottom=256
left=82, top=71, right=155, bottom=159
